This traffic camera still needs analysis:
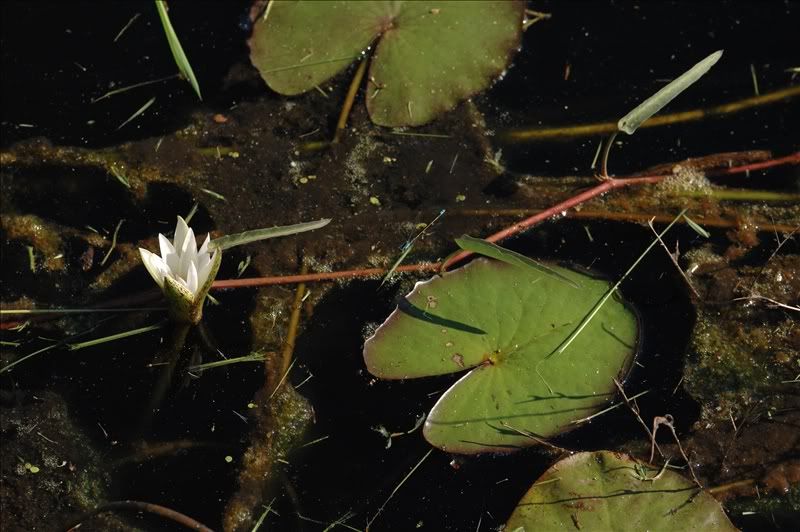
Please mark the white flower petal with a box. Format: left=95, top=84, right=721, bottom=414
left=186, top=261, right=199, bottom=295
left=141, top=216, right=220, bottom=316
left=158, top=233, right=175, bottom=260
left=139, top=248, right=168, bottom=288
left=177, top=228, right=196, bottom=280
left=196, top=250, right=216, bottom=289
left=164, top=251, right=179, bottom=274
left=198, top=234, right=210, bottom=256
left=195, top=235, right=211, bottom=272
left=174, top=216, right=190, bottom=251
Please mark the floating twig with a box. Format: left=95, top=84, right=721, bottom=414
left=570, top=388, right=650, bottom=426
left=612, top=378, right=664, bottom=461
left=116, top=96, right=156, bottom=130
left=68, top=322, right=165, bottom=351
left=647, top=219, right=700, bottom=298
left=380, top=210, right=445, bottom=288
left=651, top=414, right=702, bottom=488
left=113, top=12, right=141, bottom=42
left=186, top=352, right=266, bottom=372
left=61, top=499, right=213, bottom=532
left=367, top=448, right=433, bottom=529
left=333, top=58, right=368, bottom=143
left=100, top=219, right=125, bottom=266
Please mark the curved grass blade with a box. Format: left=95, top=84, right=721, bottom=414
left=683, top=214, right=710, bottom=238
left=618, top=50, right=723, bottom=134
left=455, top=235, right=579, bottom=288
left=211, top=218, right=331, bottom=251
left=155, top=0, right=202, bottom=100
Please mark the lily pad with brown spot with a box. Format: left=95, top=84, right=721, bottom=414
left=506, top=451, right=738, bottom=531
left=363, top=257, right=639, bottom=454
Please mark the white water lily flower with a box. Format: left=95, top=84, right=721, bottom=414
left=139, top=216, right=221, bottom=323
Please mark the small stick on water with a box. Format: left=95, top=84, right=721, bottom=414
left=61, top=499, right=213, bottom=532
left=499, top=421, right=565, bottom=452
left=184, top=202, right=199, bottom=224
left=529, top=477, right=561, bottom=489
left=322, top=511, right=358, bottom=532
left=116, top=96, right=156, bottom=130
left=250, top=498, right=277, bottom=532
left=100, top=219, right=125, bottom=266
left=281, top=265, right=308, bottom=375
left=333, top=57, right=368, bottom=144
left=0, top=307, right=163, bottom=316
left=449, top=152, right=459, bottom=174
left=750, top=64, right=760, bottom=96
left=200, top=188, right=227, bottom=202
left=590, top=138, right=603, bottom=170
left=367, top=448, right=433, bottom=529
left=92, top=75, right=177, bottom=103
left=554, top=210, right=687, bottom=356
left=570, top=388, right=650, bottom=425
left=389, top=131, right=451, bottom=139
left=67, top=322, right=165, bottom=351
left=651, top=414, right=702, bottom=488
left=0, top=344, right=58, bottom=375
left=300, top=435, right=329, bottom=448
left=114, top=13, right=141, bottom=42
left=296, top=513, right=361, bottom=532
left=732, top=295, right=799, bottom=312
left=186, top=353, right=266, bottom=372
left=379, top=210, right=446, bottom=288
left=613, top=379, right=664, bottom=460
left=647, top=219, right=700, bottom=298
left=523, top=9, right=551, bottom=30
left=267, top=358, right=297, bottom=400
left=708, top=479, right=756, bottom=495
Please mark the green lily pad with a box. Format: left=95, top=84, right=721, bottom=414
left=249, top=1, right=524, bottom=126
left=505, top=451, right=738, bottom=531
left=363, top=257, right=639, bottom=454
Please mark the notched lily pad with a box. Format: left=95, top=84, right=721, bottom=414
left=249, top=1, right=525, bottom=126
left=506, top=451, right=738, bottom=531
left=363, top=257, right=639, bottom=454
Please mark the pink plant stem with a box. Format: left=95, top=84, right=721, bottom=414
left=706, top=151, right=799, bottom=175
left=440, top=174, right=665, bottom=270
left=210, top=151, right=799, bottom=290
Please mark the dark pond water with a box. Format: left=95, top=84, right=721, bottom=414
left=2, top=1, right=798, bottom=531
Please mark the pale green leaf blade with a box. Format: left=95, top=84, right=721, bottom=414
left=211, top=219, right=331, bottom=251
left=155, top=0, right=202, bottom=100
left=456, top=235, right=580, bottom=288
left=618, top=50, right=723, bottom=134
